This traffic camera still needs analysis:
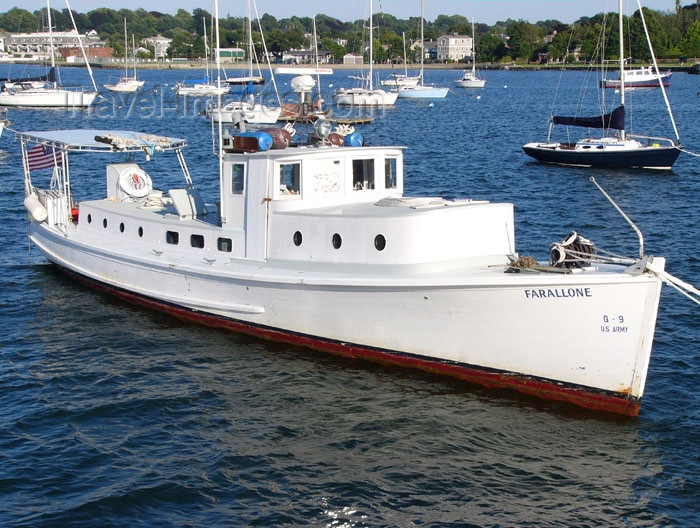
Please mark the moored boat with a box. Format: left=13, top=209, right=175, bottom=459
left=523, top=0, right=681, bottom=170
left=17, top=123, right=699, bottom=416
left=601, top=66, right=671, bottom=89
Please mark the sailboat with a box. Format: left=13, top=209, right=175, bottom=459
left=454, top=19, right=485, bottom=89
left=333, top=0, right=398, bottom=106
left=0, top=0, right=97, bottom=108
left=397, top=0, right=448, bottom=99
left=522, top=0, right=681, bottom=170
left=175, top=17, right=229, bottom=97
left=105, top=20, right=144, bottom=93
left=381, top=32, right=420, bottom=88
left=207, top=0, right=281, bottom=125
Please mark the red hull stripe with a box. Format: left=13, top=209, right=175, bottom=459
left=57, top=265, right=641, bottom=417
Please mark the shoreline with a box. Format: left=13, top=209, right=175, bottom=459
left=3, top=60, right=692, bottom=72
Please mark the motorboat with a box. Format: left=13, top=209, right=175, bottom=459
left=17, top=122, right=698, bottom=416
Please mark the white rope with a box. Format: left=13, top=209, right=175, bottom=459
left=646, top=259, right=700, bottom=306
left=678, top=147, right=700, bottom=158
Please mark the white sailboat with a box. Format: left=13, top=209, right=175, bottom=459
left=175, top=17, right=229, bottom=97
left=105, top=20, right=144, bottom=93
left=522, top=0, right=681, bottom=170
left=455, top=19, right=486, bottom=89
left=207, top=0, right=281, bottom=124
left=397, top=0, right=448, bottom=99
left=381, top=33, right=420, bottom=88
left=334, top=0, right=398, bottom=106
left=0, top=0, right=98, bottom=108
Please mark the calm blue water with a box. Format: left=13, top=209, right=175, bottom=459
left=1, top=65, right=699, bottom=527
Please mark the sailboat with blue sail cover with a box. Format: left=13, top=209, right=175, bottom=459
left=522, top=0, right=681, bottom=170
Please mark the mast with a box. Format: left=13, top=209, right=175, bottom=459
left=369, top=0, right=373, bottom=90
left=247, top=0, right=253, bottom=79
left=132, top=34, right=137, bottom=79
left=419, top=0, right=424, bottom=86
left=402, top=32, right=408, bottom=77
left=123, top=18, right=128, bottom=79
left=618, top=0, right=626, bottom=140
left=203, top=17, right=210, bottom=81
left=46, top=0, right=56, bottom=77
left=471, top=18, right=476, bottom=76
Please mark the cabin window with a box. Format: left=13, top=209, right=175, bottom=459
left=190, top=234, right=204, bottom=248
left=119, top=222, right=125, bottom=233
left=138, top=227, right=144, bottom=237
left=231, top=163, right=245, bottom=195
left=332, top=233, right=342, bottom=249
left=102, top=218, right=108, bottom=228
left=166, top=231, right=179, bottom=245
left=279, top=163, right=301, bottom=195
left=217, top=237, right=232, bottom=252
left=385, top=158, right=397, bottom=189
left=353, top=159, right=375, bottom=190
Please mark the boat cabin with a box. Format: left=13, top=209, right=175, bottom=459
left=20, top=129, right=516, bottom=273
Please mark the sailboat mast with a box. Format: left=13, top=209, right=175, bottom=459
left=420, top=0, right=424, bottom=85
left=132, top=34, right=137, bottom=78
left=247, top=0, right=253, bottom=78
left=46, top=0, right=56, bottom=72
left=618, top=0, right=626, bottom=140
left=203, top=17, right=210, bottom=81
left=123, top=18, right=128, bottom=78
left=369, top=0, right=373, bottom=90
left=472, top=18, right=476, bottom=76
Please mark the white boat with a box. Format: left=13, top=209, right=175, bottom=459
left=206, top=0, right=281, bottom=124
left=601, top=66, right=671, bottom=89
left=16, top=122, right=700, bottom=416
left=454, top=19, right=486, bottom=89
left=334, top=1, right=398, bottom=107
left=397, top=0, right=448, bottom=100
left=0, top=0, right=98, bottom=108
left=522, top=0, right=681, bottom=170
left=381, top=33, right=420, bottom=88
left=206, top=97, right=281, bottom=124
left=175, top=17, right=229, bottom=97
left=105, top=20, right=144, bottom=93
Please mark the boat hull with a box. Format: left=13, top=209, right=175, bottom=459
left=0, top=89, right=97, bottom=107
left=455, top=79, right=485, bottom=88
left=208, top=103, right=282, bottom=124
left=397, top=86, right=449, bottom=99
left=334, top=88, right=398, bottom=106
left=601, top=69, right=672, bottom=89
left=29, top=222, right=663, bottom=416
left=522, top=142, right=681, bottom=170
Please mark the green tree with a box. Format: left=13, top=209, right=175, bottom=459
left=682, top=20, right=700, bottom=57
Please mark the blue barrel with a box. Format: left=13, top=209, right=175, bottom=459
left=344, top=131, right=364, bottom=147
left=237, top=131, right=273, bottom=151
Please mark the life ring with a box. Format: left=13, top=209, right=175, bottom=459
left=118, top=167, right=151, bottom=198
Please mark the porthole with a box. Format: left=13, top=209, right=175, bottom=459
left=138, top=227, right=144, bottom=237
left=102, top=218, right=108, bottom=228
left=332, top=233, right=342, bottom=249
left=293, top=231, right=303, bottom=246
left=119, top=222, right=125, bottom=233
left=87, top=214, right=92, bottom=224
left=374, top=234, right=386, bottom=251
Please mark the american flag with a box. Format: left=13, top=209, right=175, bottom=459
left=27, top=144, right=62, bottom=171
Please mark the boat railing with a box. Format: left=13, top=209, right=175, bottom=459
left=626, top=134, right=677, bottom=147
